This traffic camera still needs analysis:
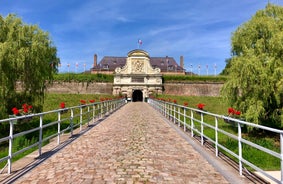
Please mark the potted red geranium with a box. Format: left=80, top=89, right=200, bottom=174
left=183, top=102, right=188, bottom=107
left=60, top=102, right=68, bottom=114
left=10, top=103, right=33, bottom=123
left=224, top=107, right=243, bottom=127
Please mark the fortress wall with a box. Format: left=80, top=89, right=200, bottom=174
left=163, top=83, right=223, bottom=96
left=45, top=82, right=223, bottom=96
left=46, top=81, right=113, bottom=94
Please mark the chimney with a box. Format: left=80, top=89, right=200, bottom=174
left=180, top=56, right=184, bottom=69
left=93, top=54, right=97, bottom=67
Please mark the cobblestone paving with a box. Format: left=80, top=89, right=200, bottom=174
left=14, top=102, right=231, bottom=184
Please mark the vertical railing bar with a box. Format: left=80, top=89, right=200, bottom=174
left=191, top=110, right=194, bottom=137
left=57, top=112, right=61, bottom=145
left=201, top=112, right=204, bottom=145
left=80, top=107, right=83, bottom=131
left=280, top=133, right=283, bottom=184
left=87, top=106, right=90, bottom=126
left=92, top=104, right=95, bottom=123
left=100, top=102, right=103, bottom=118
left=178, top=106, right=180, bottom=125
left=70, top=109, right=74, bottom=136
left=8, top=120, right=13, bottom=174
left=238, top=122, right=243, bottom=175
left=215, top=116, right=218, bottom=157
left=183, top=108, right=186, bottom=132
left=38, top=115, right=43, bottom=156
left=174, top=105, right=176, bottom=124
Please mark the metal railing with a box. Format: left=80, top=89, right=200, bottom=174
left=0, top=98, right=126, bottom=174
left=148, top=98, right=283, bottom=184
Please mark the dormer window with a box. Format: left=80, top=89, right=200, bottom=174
left=168, top=65, right=174, bottom=70
left=161, top=61, right=164, bottom=65
left=113, top=60, right=117, bottom=64
left=103, top=64, right=109, bottom=69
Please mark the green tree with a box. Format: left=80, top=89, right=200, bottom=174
left=0, top=14, right=60, bottom=118
left=219, top=58, right=232, bottom=75
left=221, top=4, right=283, bottom=128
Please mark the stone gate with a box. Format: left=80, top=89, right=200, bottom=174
left=113, top=49, right=163, bottom=101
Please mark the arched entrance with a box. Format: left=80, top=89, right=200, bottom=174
left=132, top=90, right=143, bottom=102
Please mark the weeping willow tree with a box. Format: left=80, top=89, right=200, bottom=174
left=0, top=14, right=60, bottom=118
left=221, top=4, right=283, bottom=128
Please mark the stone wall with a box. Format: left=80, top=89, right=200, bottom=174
left=46, top=81, right=113, bottom=94
left=45, top=81, right=223, bottom=96
left=163, top=82, right=223, bottom=97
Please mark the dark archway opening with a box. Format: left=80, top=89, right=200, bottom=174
left=132, top=90, right=143, bottom=102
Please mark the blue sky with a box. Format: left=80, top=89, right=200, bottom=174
left=1, top=0, right=282, bottom=74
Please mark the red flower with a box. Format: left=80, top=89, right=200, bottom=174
left=235, top=111, right=241, bottom=115
left=12, top=107, right=20, bottom=115
left=173, top=99, right=177, bottom=104
left=80, top=100, right=86, bottom=104
left=60, top=102, right=65, bottom=108
left=228, top=107, right=241, bottom=116
left=197, top=103, right=205, bottom=110
left=89, top=99, right=95, bottom=103
left=183, top=102, right=188, bottom=107
left=23, top=107, right=29, bottom=113
left=228, top=107, right=235, bottom=115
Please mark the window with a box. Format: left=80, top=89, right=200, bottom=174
left=168, top=65, right=174, bottom=70
left=103, top=64, right=109, bottom=69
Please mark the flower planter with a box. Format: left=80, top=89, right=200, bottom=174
left=20, top=116, right=33, bottom=123
left=223, top=116, right=244, bottom=127
left=60, top=109, right=69, bottom=114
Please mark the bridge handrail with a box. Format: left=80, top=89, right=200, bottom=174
left=0, top=98, right=126, bottom=174
left=148, top=98, right=283, bottom=184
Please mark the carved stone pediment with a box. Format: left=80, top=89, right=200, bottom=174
left=115, top=49, right=160, bottom=75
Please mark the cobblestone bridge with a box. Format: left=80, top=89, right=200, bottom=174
left=2, top=102, right=258, bottom=183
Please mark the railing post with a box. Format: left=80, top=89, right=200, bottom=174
left=183, top=108, right=186, bottom=131
left=164, top=101, right=166, bottom=115
left=215, top=117, right=218, bottom=157
left=107, top=101, right=109, bottom=115
left=87, top=106, right=90, bottom=126
left=70, top=109, right=74, bottom=136
left=100, top=102, right=103, bottom=118
left=80, top=107, right=83, bottom=131
left=57, top=112, right=61, bottom=145
left=280, top=133, right=283, bottom=184
left=238, top=122, right=243, bottom=175
left=93, top=104, right=96, bottom=123
left=191, top=110, right=194, bottom=137
left=178, top=106, right=180, bottom=125
left=8, top=120, right=14, bottom=174
left=173, top=105, right=176, bottom=124
left=201, top=112, right=204, bottom=145
left=39, top=115, right=43, bottom=156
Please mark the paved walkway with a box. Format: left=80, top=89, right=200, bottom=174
left=1, top=102, right=256, bottom=183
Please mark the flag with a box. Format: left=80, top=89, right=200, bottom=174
left=138, top=39, right=142, bottom=45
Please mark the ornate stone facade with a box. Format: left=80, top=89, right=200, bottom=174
left=113, top=49, right=163, bottom=101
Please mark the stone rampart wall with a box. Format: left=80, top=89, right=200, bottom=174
left=46, top=81, right=113, bottom=94
left=45, top=82, right=223, bottom=96
left=163, top=83, right=223, bottom=96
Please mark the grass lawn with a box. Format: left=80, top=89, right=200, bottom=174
left=155, top=94, right=280, bottom=171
